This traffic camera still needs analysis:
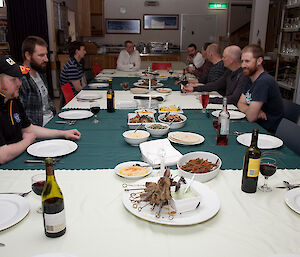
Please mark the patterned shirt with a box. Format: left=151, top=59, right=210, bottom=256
left=60, top=57, right=84, bottom=95
left=197, top=60, right=226, bottom=84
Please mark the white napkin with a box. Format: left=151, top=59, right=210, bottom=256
left=139, top=138, right=182, bottom=166
left=116, top=100, right=138, bottom=109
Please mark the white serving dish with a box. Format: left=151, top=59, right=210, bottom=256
left=144, top=123, right=170, bottom=138
left=127, top=113, right=155, bottom=129
left=135, top=109, right=157, bottom=114
left=123, top=130, right=150, bottom=146
left=114, top=161, right=152, bottom=179
left=177, top=151, right=222, bottom=183
left=158, top=113, right=187, bottom=129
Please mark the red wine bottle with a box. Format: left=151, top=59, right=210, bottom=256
left=107, top=79, right=115, bottom=112
left=241, top=128, right=261, bottom=193
left=42, top=158, right=66, bottom=238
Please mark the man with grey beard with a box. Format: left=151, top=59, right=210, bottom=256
left=19, top=36, right=56, bottom=126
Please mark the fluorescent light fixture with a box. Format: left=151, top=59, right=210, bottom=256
left=208, top=3, right=228, bottom=9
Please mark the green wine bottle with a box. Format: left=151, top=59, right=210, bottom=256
left=42, top=158, right=66, bottom=238
left=241, top=128, right=261, bottom=193
left=107, top=79, right=115, bottom=112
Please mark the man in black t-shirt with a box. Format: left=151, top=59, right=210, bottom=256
left=0, top=55, right=81, bottom=165
left=237, top=44, right=283, bottom=133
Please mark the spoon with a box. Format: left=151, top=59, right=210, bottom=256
left=134, top=123, right=143, bottom=133
left=184, top=174, right=195, bottom=194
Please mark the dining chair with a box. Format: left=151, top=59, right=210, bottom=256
left=275, top=118, right=300, bottom=156
left=61, top=83, right=75, bottom=104
left=282, top=98, right=300, bottom=125
left=92, top=64, right=102, bottom=77
left=151, top=62, right=172, bottom=70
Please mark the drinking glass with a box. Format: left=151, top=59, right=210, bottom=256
left=31, top=173, right=46, bottom=213
left=199, top=92, right=209, bottom=113
left=121, top=82, right=129, bottom=90
left=90, top=103, right=100, bottom=124
left=168, top=68, right=174, bottom=77
left=259, top=157, right=277, bottom=192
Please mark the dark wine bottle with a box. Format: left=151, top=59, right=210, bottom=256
left=241, top=128, right=261, bottom=193
left=107, top=79, right=115, bottom=112
left=42, top=158, right=66, bottom=238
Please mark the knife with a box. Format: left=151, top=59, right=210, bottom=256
left=276, top=186, right=300, bottom=189
left=134, top=96, right=164, bottom=102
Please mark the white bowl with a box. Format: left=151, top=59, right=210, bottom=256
left=127, top=113, right=155, bottom=129
left=145, top=123, right=170, bottom=138
left=177, top=151, right=222, bottom=183
left=114, top=161, right=152, bottom=179
left=123, top=130, right=150, bottom=146
left=158, top=114, right=187, bottom=129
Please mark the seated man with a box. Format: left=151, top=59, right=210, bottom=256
left=60, top=41, right=87, bottom=96
left=19, top=36, right=56, bottom=127
left=186, top=43, right=205, bottom=72
left=182, top=45, right=246, bottom=106
left=0, top=55, right=81, bottom=165
left=189, top=42, right=213, bottom=78
left=192, top=43, right=226, bottom=84
left=117, top=40, right=141, bottom=71
left=237, top=44, right=283, bottom=133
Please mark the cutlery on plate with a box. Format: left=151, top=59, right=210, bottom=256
left=261, top=151, right=284, bottom=157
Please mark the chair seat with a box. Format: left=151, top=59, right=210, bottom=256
left=151, top=62, right=172, bottom=70
left=61, top=83, right=75, bottom=104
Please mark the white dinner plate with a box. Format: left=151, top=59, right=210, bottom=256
left=76, top=92, right=102, bottom=100
left=285, top=188, right=300, bottom=215
left=114, top=161, right=152, bottom=179
left=88, top=83, right=109, bottom=88
left=122, top=177, right=220, bottom=225
left=168, top=132, right=205, bottom=145
left=0, top=194, right=30, bottom=231
left=58, top=110, right=93, bottom=120
left=27, top=139, right=78, bottom=158
left=236, top=133, right=283, bottom=149
left=95, top=76, right=112, bottom=81
left=211, top=110, right=246, bottom=119
left=156, top=88, right=172, bottom=94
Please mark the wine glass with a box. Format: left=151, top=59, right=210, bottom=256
left=31, top=173, right=46, bottom=213
left=259, top=157, right=277, bottom=192
left=90, top=102, right=100, bottom=124
left=199, top=92, right=209, bottom=113
left=168, top=68, right=174, bottom=77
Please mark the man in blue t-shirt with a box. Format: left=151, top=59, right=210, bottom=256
left=237, top=44, right=283, bottom=133
left=60, top=41, right=87, bottom=95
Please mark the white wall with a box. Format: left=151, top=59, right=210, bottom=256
left=84, top=0, right=228, bottom=46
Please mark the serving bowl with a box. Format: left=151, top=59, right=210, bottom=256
left=158, top=113, right=187, bottom=129
left=123, top=130, right=150, bottom=146
left=127, top=113, right=155, bottom=129
left=145, top=123, right=170, bottom=138
left=177, top=151, right=222, bottom=183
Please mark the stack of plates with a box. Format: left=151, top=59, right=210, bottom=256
left=76, top=92, right=102, bottom=101
left=168, top=132, right=205, bottom=145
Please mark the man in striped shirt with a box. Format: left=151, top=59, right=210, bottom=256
left=60, top=41, right=87, bottom=97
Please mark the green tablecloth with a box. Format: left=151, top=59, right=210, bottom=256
left=2, top=109, right=300, bottom=170
left=85, top=77, right=181, bottom=91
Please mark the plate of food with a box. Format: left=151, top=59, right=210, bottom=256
left=134, top=79, right=163, bottom=88
left=135, top=109, right=157, bottom=114
left=130, top=88, right=149, bottom=94
left=156, top=88, right=172, bottom=94
left=159, top=105, right=183, bottom=113
left=122, top=173, right=220, bottom=225
left=158, top=113, right=187, bottom=129
left=127, top=113, right=155, bottom=129
left=114, top=161, right=152, bottom=179
left=168, top=132, right=205, bottom=145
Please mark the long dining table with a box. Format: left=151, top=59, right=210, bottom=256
left=1, top=69, right=300, bottom=257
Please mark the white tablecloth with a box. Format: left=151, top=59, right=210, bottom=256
left=0, top=169, right=299, bottom=257
left=63, top=90, right=238, bottom=110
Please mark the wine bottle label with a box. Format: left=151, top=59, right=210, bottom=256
left=246, top=158, right=260, bottom=177
left=107, top=94, right=112, bottom=99
left=220, top=119, right=229, bottom=135
left=44, top=209, right=66, bottom=233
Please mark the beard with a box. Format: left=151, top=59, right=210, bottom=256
left=243, top=66, right=257, bottom=77
left=30, top=59, right=47, bottom=73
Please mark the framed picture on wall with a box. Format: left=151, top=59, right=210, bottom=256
left=143, top=14, right=179, bottom=30
left=105, top=19, right=141, bottom=34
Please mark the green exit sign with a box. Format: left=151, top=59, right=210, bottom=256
left=208, top=3, right=228, bottom=9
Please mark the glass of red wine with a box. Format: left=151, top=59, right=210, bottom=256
left=199, top=92, right=209, bottom=113
left=90, top=102, right=100, bottom=124
left=31, top=173, right=46, bottom=213
left=259, top=157, right=277, bottom=192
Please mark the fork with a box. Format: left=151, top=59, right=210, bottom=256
left=55, top=120, right=76, bottom=125
left=0, top=190, right=31, bottom=197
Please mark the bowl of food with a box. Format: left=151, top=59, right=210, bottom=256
left=114, top=161, right=152, bottom=179
left=145, top=123, right=170, bottom=138
left=127, top=113, right=155, bottom=129
left=123, top=130, right=150, bottom=146
left=177, top=151, right=222, bottom=182
left=158, top=113, right=187, bottom=129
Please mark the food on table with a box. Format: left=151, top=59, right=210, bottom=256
left=129, top=113, right=154, bottom=123
left=161, top=114, right=184, bottom=122
left=119, top=166, right=149, bottom=177
left=125, top=131, right=149, bottom=139
left=142, top=79, right=157, bottom=87
left=160, top=105, right=181, bottom=112
left=147, top=124, right=168, bottom=130
left=180, top=158, right=218, bottom=173
left=130, top=88, right=149, bottom=94
left=171, top=187, right=198, bottom=200
left=136, top=109, right=156, bottom=114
